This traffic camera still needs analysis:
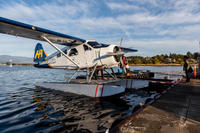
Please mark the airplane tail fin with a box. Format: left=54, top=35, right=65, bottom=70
left=33, top=43, right=47, bottom=63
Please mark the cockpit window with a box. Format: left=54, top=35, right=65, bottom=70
left=69, top=48, right=78, bottom=56
left=87, top=41, right=108, bottom=48
left=83, top=44, right=91, bottom=51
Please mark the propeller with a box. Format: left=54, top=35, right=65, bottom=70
left=106, top=37, right=130, bottom=74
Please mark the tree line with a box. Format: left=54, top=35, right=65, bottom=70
left=127, top=52, right=200, bottom=65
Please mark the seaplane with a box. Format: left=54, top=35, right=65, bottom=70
left=0, top=17, right=141, bottom=97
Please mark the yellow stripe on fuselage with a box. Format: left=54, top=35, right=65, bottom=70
left=44, top=51, right=48, bottom=57
left=48, top=64, right=53, bottom=68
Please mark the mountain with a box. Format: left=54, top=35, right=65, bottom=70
left=0, top=55, right=33, bottom=64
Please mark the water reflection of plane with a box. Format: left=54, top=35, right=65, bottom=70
left=0, top=17, right=137, bottom=97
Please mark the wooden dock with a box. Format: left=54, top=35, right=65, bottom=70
left=112, top=79, right=200, bottom=133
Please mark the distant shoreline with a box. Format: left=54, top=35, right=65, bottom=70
left=129, top=63, right=197, bottom=66
left=0, top=63, right=34, bottom=66
left=0, top=63, right=183, bottom=66
left=0, top=63, right=198, bottom=67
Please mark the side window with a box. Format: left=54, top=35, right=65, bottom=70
left=64, top=49, right=67, bottom=54
left=69, top=48, right=78, bottom=56
left=83, top=44, right=91, bottom=51
left=57, top=53, right=61, bottom=57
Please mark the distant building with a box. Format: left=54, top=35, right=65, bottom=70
left=164, top=58, right=172, bottom=63
left=145, top=57, right=150, bottom=60
left=6, top=59, right=12, bottom=66
left=172, top=59, right=176, bottom=63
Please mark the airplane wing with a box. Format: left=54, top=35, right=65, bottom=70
left=0, top=17, right=86, bottom=46
left=0, top=17, right=138, bottom=52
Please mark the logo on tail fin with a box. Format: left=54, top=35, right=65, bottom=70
left=33, top=43, right=47, bottom=63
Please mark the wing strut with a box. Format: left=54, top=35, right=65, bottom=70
left=88, top=63, right=98, bottom=83
left=67, top=68, right=81, bottom=83
left=42, top=36, right=80, bottom=68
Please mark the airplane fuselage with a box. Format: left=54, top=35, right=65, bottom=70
left=36, top=41, right=120, bottom=70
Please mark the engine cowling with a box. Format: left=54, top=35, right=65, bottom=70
left=99, top=44, right=120, bottom=68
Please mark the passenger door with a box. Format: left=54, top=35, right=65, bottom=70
left=83, top=44, right=95, bottom=67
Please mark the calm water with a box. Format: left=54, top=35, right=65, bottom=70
left=131, top=65, right=183, bottom=73
left=0, top=66, right=181, bottom=133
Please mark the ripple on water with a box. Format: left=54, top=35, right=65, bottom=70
left=0, top=87, right=155, bottom=133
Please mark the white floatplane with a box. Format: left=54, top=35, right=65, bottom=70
left=0, top=17, right=139, bottom=97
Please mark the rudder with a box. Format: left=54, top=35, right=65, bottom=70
left=33, top=43, right=47, bottom=63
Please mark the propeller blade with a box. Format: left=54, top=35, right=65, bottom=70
left=120, top=37, right=123, bottom=47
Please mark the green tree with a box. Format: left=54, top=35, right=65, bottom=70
left=152, top=57, right=160, bottom=64
left=193, top=52, right=200, bottom=59
left=186, top=51, right=193, bottom=59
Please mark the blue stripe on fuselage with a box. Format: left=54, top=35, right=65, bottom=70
left=34, top=64, right=52, bottom=68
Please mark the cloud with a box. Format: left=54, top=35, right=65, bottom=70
left=125, top=39, right=200, bottom=57
left=0, top=0, right=200, bottom=57
left=106, top=2, right=143, bottom=11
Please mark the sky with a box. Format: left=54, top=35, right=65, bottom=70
left=0, top=0, right=200, bottom=57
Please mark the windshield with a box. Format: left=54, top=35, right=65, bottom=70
left=87, top=41, right=108, bottom=48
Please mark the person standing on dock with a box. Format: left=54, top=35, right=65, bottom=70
left=183, top=56, right=193, bottom=82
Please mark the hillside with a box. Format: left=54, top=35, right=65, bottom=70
left=0, top=55, right=33, bottom=64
